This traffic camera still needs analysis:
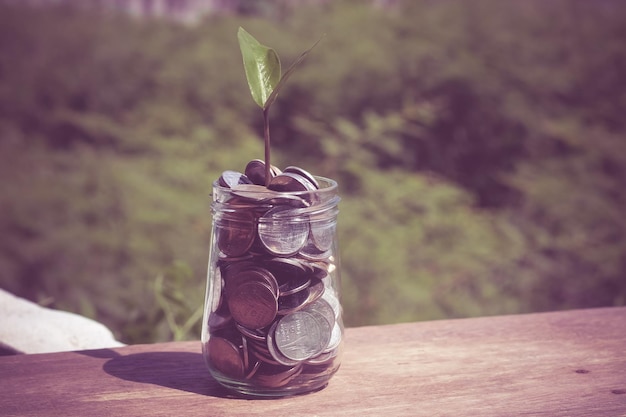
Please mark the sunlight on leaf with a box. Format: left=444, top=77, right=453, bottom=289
left=237, top=27, right=281, bottom=108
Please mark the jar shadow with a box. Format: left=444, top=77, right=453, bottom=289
left=101, top=351, right=239, bottom=399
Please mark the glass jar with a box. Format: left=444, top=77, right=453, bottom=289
left=201, top=176, right=344, bottom=397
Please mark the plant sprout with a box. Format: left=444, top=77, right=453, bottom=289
left=237, top=27, right=322, bottom=186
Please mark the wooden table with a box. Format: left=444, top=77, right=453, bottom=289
left=1, top=307, right=625, bottom=416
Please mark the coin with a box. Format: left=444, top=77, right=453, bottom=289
left=305, top=297, right=336, bottom=328
left=305, top=347, right=340, bottom=366
left=307, top=262, right=331, bottom=281
left=266, top=321, right=300, bottom=366
left=263, top=257, right=308, bottom=279
left=309, top=220, right=335, bottom=252
left=298, top=243, right=332, bottom=261
left=263, top=257, right=311, bottom=296
left=270, top=164, right=283, bottom=177
left=217, top=251, right=254, bottom=266
left=283, top=166, right=319, bottom=189
left=224, top=266, right=279, bottom=300
left=301, top=297, right=334, bottom=353
left=254, top=363, right=303, bottom=388
left=323, top=321, right=342, bottom=352
left=208, top=266, right=223, bottom=313
left=235, top=322, right=267, bottom=342
left=207, top=162, right=343, bottom=390
left=219, top=170, right=252, bottom=188
left=245, top=359, right=261, bottom=380
left=231, top=183, right=309, bottom=208
left=244, top=159, right=268, bottom=186
left=278, top=276, right=311, bottom=297
left=231, top=184, right=279, bottom=202
left=321, top=287, right=342, bottom=319
left=258, top=206, right=309, bottom=256
left=241, top=335, right=250, bottom=370
left=274, top=310, right=325, bottom=361
left=207, top=337, right=245, bottom=379
left=307, top=311, right=332, bottom=355
left=264, top=194, right=310, bottom=208
left=208, top=310, right=232, bottom=331
left=268, top=172, right=317, bottom=193
left=305, top=277, right=326, bottom=305
left=277, top=286, right=310, bottom=315
left=216, top=211, right=256, bottom=257
left=247, top=339, right=279, bottom=366
left=227, top=280, right=278, bottom=329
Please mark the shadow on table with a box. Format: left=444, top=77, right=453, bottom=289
left=82, top=349, right=237, bottom=399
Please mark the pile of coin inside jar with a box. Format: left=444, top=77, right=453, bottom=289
left=203, top=159, right=343, bottom=392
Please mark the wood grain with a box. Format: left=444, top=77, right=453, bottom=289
left=1, top=307, right=625, bottom=416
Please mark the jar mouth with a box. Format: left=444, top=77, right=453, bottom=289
left=212, top=176, right=339, bottom=215
left=212, top=176, right=337, bottom=196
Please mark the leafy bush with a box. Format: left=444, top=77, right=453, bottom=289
left=0, top=0, right=624, bottom=342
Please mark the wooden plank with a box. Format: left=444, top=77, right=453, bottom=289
left=1, top=307, right=625, bottom=416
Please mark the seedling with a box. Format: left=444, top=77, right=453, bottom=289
left=237, top=27, right=322, bottom=186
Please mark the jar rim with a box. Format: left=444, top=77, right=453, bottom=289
left=212, top=175, right=337, bottom=197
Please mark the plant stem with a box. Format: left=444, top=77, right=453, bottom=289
left=263, top=107, right=271, bottom=187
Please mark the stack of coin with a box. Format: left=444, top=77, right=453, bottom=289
left=203, top=161, right=343, bottom=392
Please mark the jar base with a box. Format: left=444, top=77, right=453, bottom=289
left=210, top=366, right=339, bottom=398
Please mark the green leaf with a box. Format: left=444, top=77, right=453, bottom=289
left=264, top=35, right=324, bottom=111
left=237, top=27, right=281, bottom=108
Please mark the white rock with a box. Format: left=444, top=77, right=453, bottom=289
left=0, top=288, right=125, bottom=354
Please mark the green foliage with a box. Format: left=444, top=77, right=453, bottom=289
left=0, top=0, right=625, bottom=342
left=338, top=170, right=525, bottom=325
left=237, top=27, right=281, bottom=109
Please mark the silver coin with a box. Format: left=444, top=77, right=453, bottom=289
left=230, top=183, right=279, bottom=202
left=241, top=335, right=250, bottom=370
left=305, top=347, right=339, bottom=366
left=266, top=321, right=300, bottom=366
left=258, top=206, right=309, bottom=256
left=209, top=266, right=223, bottom=313
left=307, top=262, right=331, bottom=281
left=274, top=310, right=326, bottom=361
left=268, top=172, right=317, bottom=193
left=305, top=297, right=336, bottom=328
left=305, top=309, right=333, bottom=355
left=309, top=220, right=335, bottom=252
left=320, top=287, right=342, bottom=319
left=265, top=194, right=310, bottom=208
left=323, top=321, right=342, bottom=352
left=283, top=166, right=319, bottom=189
left=217, top=251, right=254, bottom=266
left=218, top=170, right=252, bottom=188
left=230, top=183, right=308, bottom=207
left=298, top=242, right=332, bottom=261
left=305, top=278, right=326, bottom=305
left=270, top=164, right=283, bottom=177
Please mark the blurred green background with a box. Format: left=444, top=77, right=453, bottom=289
left=1, top=0, right=625, bottom=344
